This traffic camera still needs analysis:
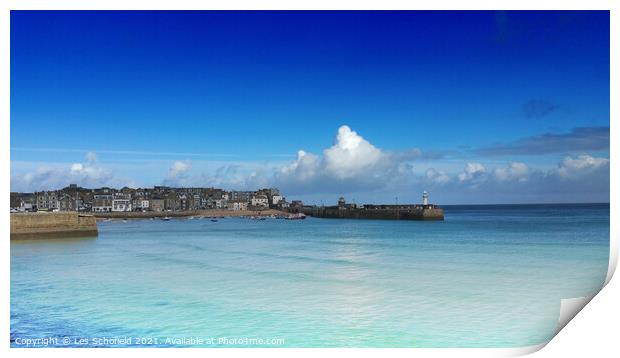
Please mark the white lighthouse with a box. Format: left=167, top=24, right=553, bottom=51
left=422, top=191, right=429, bottom=206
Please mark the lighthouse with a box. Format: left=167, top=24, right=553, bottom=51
left=422, top=191, right=429, bottom=206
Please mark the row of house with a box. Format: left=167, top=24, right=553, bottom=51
left=10, top=184, right=290, bottom=213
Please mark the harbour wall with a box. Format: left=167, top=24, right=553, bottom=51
left=304, top=206, right=444, bottom=221
left=10, top=212, right=98, bottom=239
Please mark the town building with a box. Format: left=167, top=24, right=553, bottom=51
left=92, top=188, right=114, bottom=212
left=11, top=185, right=288, bottom=214
left=227, top=200, right=249, bottom=211
left=112, top=193, right=132, bottom=212
left=251, top=194, right=269, bottom=208
left=36, top=191, right=59, bottom=211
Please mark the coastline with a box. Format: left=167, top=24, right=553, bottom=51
left=93, top=209, right=288, bottom=220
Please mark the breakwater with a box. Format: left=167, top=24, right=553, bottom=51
left=303, top=205, right=444, bottom=221
left=10, top=212, right=98, bottom=239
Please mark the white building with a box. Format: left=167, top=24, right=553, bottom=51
left=251, top=195, right=269, bottom=208
left=422, top=191, right=429, bottom=206
left=227, top=201, right=248, bottom=211
left=215, top=199, right=227, bottom=209
left=112, top=194, right=132, bottom=212
left=271, top=195, right=283, bottom=205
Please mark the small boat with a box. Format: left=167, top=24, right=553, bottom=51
left=210, top=219, right=218, bottom=222
left=161, top=216, right=171, bottom=221
left=259, top=217, right=266, bottom=221
left=285, top=213, right=306, bottom=220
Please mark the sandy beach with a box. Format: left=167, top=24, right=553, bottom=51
left=93, top=209, right=288, bottom=220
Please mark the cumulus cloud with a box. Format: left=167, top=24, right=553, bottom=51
left=557, top=155, right=609, bottom=180
left=280, top=150, right=321, bottom=182
left=323, top=126, right=386, bottom=179
left=163, top=160, right=193, bottom=186
left=426, top=168, right=450, bottom=184
left=273, top=125, right=430, bottom=194
left=10, top=152, right=128, bottom=192
left=493, top=162, right=529, bottom=182
left=168, top=160, right=192, bottom=178
left=424, top=155, right=609, bottom=204
left=10, top=126, right=610, bottom=204
left=458, top=162, right=486, bottom=182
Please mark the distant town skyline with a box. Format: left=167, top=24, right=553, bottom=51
left=11, top=11, right=610, bottom=204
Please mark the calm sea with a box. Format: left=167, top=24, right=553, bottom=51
left=10, top=204, right=610, bottom=348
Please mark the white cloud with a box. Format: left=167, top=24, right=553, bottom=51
left=163, top=160, right=193, bottom=186
left=10, top=127, right=609, bottom=204
left=85, top=151, right=98, bottom=163
left=168, top=160, right=192, bottom=179
left=273, top=125, right=428, bottom=194
left=557, top=155, right=609, bottom=179
left=493, top=162, right=529, bottom=182
left=10, top=152, right=129, bottom=192
left=323, top=125, right=386, bottom=179
left=458, top=162, right=486, bottom=182
left=426, top=168, right=451, bottom=184
left=280, top=150, right=321, bottom=181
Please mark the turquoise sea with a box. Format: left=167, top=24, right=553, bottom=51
left=11, top=204, right=609, bottom=348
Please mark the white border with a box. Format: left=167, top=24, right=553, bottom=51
left=2, top=1, right=617, bottom=357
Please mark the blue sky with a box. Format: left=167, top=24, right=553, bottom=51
left=10, top=11, right=610, bottom=204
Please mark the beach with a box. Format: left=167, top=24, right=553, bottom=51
left=92, top=209, right=287, bottom=220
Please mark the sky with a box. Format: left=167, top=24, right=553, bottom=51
left=10, top=11, right=610, bottom=204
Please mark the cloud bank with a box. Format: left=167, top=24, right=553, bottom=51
left=11, top=153, right=133, bottom=192
left=10, top=125, right=609, bottom=204
left=475, top=126, right=609, bottom=156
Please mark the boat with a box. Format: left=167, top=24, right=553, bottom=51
left=210, top=219, right=218, bottom=222
left=286, top=213, right=306, bottom=220
left=161, top=216, right=171, bottom=221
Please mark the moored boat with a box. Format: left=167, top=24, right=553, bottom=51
left=286, top=213, right=306, bottom=220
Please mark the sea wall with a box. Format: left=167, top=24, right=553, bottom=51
left=10, top=212, right=98, bottom=239
left=305, top=206, right=445, bottom=221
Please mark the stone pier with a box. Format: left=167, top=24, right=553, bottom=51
left=10, top=212, right=98, bottom=239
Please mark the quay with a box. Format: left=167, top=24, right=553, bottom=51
left=300, top=192, right=444, bottom=221
left=10, top=212, right=98, bottom=239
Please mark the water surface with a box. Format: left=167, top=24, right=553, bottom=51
left=11, top=204, right=609, bottom=347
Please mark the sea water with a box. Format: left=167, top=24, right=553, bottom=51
left=10, top=204, right=610, bottom=348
